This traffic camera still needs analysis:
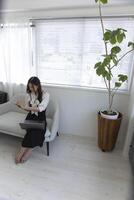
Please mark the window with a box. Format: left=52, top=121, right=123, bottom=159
left=0, top=18, right=134, bottom=91
left=34, top=18, right=134, bottom=91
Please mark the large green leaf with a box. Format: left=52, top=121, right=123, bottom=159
left=106, top=28, right=126, bottom=44
left=119, top=28, right=127, bottom=32
left=100, top=0, right=108, bottom=4
left=110, top=35, right=116, bottom=44
left=118, top=74, right=128, bottom=82
left=111, top=46, right=121, bottom=54
left=116, top=29, right=126, bottom=43
left=105, top=72, right=112, bottom=81
left=96, top=66, right=104, bottom=76
left=117, top=33, right=123, bottom=43
left=117, top=32, right=126, bottom=43
left=94, top=62, right=102, bottom=69
left=95, top=62, right=109, bottom=78
left=103, top=31, right=111, bottom=41
left=128, top=42, right=134, bottom=49
left=95, top=0, right=108, bottom=4
left=102, top=56, right=111, bottom=66
left=102, top=70, right=111, bottom=80
left=95, top=61, right=112, bottom=80
left=115, top=82, right=122, bottom=88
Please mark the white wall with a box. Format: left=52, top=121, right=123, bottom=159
left=3, top=0, right=134, bottom=11
left=1, top=4, right=134, bottom=22
left=123, top=77, right=134, bottom=157
left=47, top=86, right=129, bottom=146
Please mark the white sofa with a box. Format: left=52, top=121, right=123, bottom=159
left=0, top=93, right=59, bottom=156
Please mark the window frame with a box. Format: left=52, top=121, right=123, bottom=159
left=31, top=16, right=134, bottom=94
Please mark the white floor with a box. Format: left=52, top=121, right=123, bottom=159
left=0, top=133, right=132, bottom=200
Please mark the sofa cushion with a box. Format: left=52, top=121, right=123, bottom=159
left=0, top=111, right=26, bottom=137
left=0, top=111, right=52, bottom=139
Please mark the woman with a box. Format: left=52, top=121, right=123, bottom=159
left=15, top=76, right=49, bottom=164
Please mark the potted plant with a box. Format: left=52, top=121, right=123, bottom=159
left=94, top=0, right=134, bottom=151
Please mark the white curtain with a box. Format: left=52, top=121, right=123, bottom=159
left=0, top=23, right=32, bottom=97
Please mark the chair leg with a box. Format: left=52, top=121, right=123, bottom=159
left=57, top=132, right=59, bottom=136
left=46, top=142, right=49, bottom=156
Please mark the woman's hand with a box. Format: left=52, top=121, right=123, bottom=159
left=16, top=101, right=28, bottom=111
left=28, top=106, right=39, bottom=112
left=16, top=101, right=22, bottom=108
left=16, top=101, right=39, bottom=112
left=16, top=102, right=25, bottom=110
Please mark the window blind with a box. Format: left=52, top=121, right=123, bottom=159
left=35, top=18, right=134, bottom=90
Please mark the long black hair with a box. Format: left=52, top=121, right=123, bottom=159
left=26, top=76, right=42, bottom=102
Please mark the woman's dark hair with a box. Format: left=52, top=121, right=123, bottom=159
left=26, top=76, right=42, bottom=102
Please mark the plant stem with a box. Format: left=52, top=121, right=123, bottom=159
left=98, top=2, right=108, bottom=55
left=111, top=49, right=134, bottom=70
left=109, top=88, right=119, bottom=110
left=99, top=2, right=111, bottom=112
left=104, top=77, right=109, bottom=90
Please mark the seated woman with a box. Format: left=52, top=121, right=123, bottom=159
left=15, top=76, right=49, bottom=164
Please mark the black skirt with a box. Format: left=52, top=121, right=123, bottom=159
left=22, top=110, right=47, bottom=148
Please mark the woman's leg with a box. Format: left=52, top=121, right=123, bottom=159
left=20, top=148, right=33, bottom=163
left=15, top=112, right=34, bottom=164
left=15, top=147, right=28, bottom=164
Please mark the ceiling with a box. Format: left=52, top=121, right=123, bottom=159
left=2, top=0, right=134, bottom=12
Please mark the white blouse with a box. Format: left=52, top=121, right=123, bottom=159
left=25, top=91, right=50, bottom=115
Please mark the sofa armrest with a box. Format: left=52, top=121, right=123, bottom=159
left=0, top=101, right=12, bottom=115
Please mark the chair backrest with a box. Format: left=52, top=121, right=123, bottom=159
left=46, top=98, right=59, bottom=119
